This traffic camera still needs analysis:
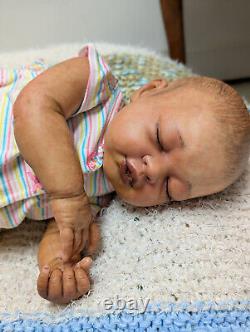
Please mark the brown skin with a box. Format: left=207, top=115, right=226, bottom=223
left=37, top=219, right=101, bottom=304
left=12, top=56, right=101, bottom=304
left=103, top=80, right=230, bottom=206
left=13, top=56, right=92, bottom=263
left=12, top=56, right=231, bottom=304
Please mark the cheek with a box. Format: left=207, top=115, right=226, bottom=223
left=118, top=184, right=165, bottom=207
left=107, top=119, right=141, bottom=152
left=169, top=178, right=188, bottom=201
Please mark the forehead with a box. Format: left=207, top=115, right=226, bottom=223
left=157, top=86, right=215, bottom=125
left=158, top=87, right=223, bottom=157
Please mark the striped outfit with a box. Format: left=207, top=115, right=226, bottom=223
left=0, top=44, right=124, bottom=229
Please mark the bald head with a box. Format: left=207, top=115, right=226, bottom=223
left=166, top=76, right=250, bottom=184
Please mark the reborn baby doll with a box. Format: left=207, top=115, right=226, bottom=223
left=0, top=44, right=249, bottom=304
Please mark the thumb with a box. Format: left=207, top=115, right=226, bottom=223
left=76, top=256, right=93, bottom=271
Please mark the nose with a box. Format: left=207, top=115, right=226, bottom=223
left=142, top=155, right=163, bottom=184
left=127, top=155, right=166, bottom=188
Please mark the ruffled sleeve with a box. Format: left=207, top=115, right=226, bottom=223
left=70, top=44, right=119, bottom=117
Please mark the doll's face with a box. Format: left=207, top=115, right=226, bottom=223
left=103, top=79, right=229, bottom=207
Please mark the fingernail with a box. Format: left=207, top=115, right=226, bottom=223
left=43, top=266, right=50, bottom=272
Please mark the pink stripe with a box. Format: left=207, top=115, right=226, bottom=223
left=2, top=164, right=20, bottom=225
left=99, top=54, right=110, bottom=73
left=97, top=95, right=110, bottom=193
left=7, top=203, right=19, bottom=227
left=2, top=72, right=20, bottom=214
left=0, top=68, right=4, bottom=86
left=77, top=45, right=92, bottom=112
left=86, top=103, right=93, bottom=157
left=22, top=162, right=37, bottom=197
left=6, top=70, right=34, bottom=198
left=3, top=69, right=34, bottom=203
left=23, top=199, right=30, bottom=219
left=101, top=92, right=123, bottom=194
left=85, top=47, right=98, bottom=157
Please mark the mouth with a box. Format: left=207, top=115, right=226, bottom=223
left=119, top=157, right=133, bottom=187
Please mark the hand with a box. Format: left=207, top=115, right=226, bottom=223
left=37, top=257, right=92, bottom=304
left=50, top=192, right=94, bottom=262
left=37, top=222, right=101, bottom=304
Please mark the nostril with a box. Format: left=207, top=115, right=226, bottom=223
left=142, top=156, right=148, bottom=165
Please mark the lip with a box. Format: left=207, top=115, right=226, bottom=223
left=119, top=157, right=133, bottom=186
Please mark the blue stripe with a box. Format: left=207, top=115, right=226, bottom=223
left=16, top=156, right=29, bottom=219
left=16, top=67, right=45, bottom=218
left=0, top=69, right=17, bottom=162
left=0, top=70, right=17, bottom=227
left=0, top=93, right=12, bottom=164
left=0, top=195, right=15, bottom=227
left=95, top=57, right=117, bottom=195
left=96, top=53, right=107, bottom=105
left=0, top=303, right=249, bottom=331
left=0, top=69, right=19, bottom=208
left=0, top=68, right=35, bottom=225
left=80, top=112, right=88, bottom=173
left=16, top=67, right=47, bottom=219
left=17, top=156, right=29, bottom=197
left=2, top=204, right=15, bottom=227
left=0, top=169, right=11, bottom=205
left=101, top=89, right=120, bottom=194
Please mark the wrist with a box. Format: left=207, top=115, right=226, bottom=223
left=48, top=189, right=88, bottom=201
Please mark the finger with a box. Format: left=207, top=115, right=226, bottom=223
left=75, top=267, right=90, bottom=295
left=86, top=223, right=101, bottom=256
left=73, top=229, right=85, bottom=256
left=47, top=269, right=63, bottom=302
left=76, top=256, right=93, bottom=272
left=37, top=266, right=50, bottom=299
left=61, top=228, right=74, bottom=262
left=63, top=265, right=77, bottom=300
left=78, top=229, right=89, bottom=256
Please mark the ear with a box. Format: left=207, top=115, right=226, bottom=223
left=131, top=78, right=168, bottom=102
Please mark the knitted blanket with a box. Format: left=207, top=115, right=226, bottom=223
left=0, top=42, right=249, bottom=331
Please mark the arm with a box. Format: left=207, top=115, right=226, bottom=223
left=13, top=56, right=92, bottom=261
left=13, top=56, right=89, bottom=197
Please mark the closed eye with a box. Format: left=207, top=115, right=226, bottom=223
left=156, top=123, right=164, bottom=151
left=166, top=178, right=173, bottom=202
left=156, top=123, right=173, bottom=202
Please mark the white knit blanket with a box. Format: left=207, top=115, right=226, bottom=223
left=0, top=42, right=249, bottom=324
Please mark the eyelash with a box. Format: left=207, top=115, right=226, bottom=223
left=156, top=125, right=163, bottom=151
left=156, top=124, right=171, bottom=201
